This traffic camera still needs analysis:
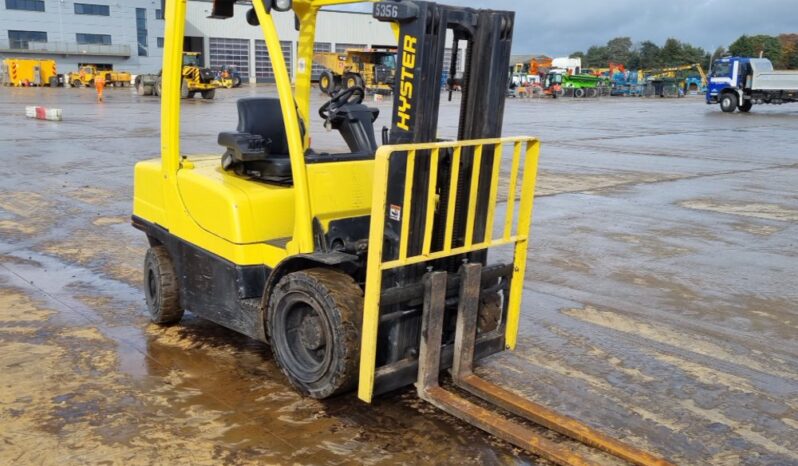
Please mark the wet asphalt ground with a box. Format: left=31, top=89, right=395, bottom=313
left=0, top=85, right=796, bottom=465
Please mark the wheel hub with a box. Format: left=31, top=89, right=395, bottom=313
left=299, top=314, right=324, bottom=351
left=147, top=269, right=157, bottom=299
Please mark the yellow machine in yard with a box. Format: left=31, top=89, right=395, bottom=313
left=1, top=58, right=58, bottom=86
left=314, top=48, right=396, bottom=95
left=135, top=52, right=220, bottom=99
left=67, top=65, right=132, bottom=87
left=132, top=0, right=671, bottom=464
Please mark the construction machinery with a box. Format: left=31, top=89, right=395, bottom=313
left=314, top=48, right=396, bottom=95
left=212, top=64, right=243, bottom=88
left=639, top=63, right=707, bottom=94
left=1, top=58, right=58, bottom=87
left=610, top=71, right=645, bottom=96
left=135, top=52, right=220, bottom=99
left=132, top=1, right=672, bottom=464
left=543, top=70, right=610, bottom=98
left=586, top=62, right=626, bottom=78
left=67, top=64, right=132, bottom=88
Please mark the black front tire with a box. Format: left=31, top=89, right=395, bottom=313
left=267, top=268, right=363, bottom=399
left=720, top=93, right=738, bottom=113
left=739, top=99, right=753, bottom=113
left=144, top=246, right=183, bottom=325
left=201, top=89, right=216, bottom=99
left=319, top=70, right=335, bottom=95
left=343, top=72, right=364, bottom=90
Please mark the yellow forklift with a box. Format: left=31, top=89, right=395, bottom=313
left=132, top=1, right=670, bottom=464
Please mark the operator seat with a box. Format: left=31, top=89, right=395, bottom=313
left=219, top=97, right=295, bottom=184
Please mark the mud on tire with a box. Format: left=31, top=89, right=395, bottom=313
left=267, top=268, right=363, bottom=399
left=144, top=246, right=183, bottom=325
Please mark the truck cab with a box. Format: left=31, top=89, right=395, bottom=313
left=706, top=57, right=746, bottom=107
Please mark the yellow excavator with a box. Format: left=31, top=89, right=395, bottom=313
left=132, top=1, right=672, bottom=464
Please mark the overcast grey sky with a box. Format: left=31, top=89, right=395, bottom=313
left=332, top=1, right=796, bottom=56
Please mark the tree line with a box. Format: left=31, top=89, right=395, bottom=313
left=728, top=34, right=798, bottom=69
left=570, top=34, right=798, bottom=70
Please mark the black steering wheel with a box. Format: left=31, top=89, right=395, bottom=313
left=319, top=86, right=365, bottom=121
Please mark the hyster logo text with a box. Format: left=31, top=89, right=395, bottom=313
left=397, top=35, right=417, bottom=131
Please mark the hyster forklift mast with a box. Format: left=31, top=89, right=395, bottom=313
left=379, top=2, right=513, bottom=262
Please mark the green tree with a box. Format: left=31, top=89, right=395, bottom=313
left=569, top=37, right=709, bottom=70
left=729, top=34, right=782, bottom=64
left=681, top=43, right=708, bottom=65
left=729, top=35, right=754, bottom=56
left=659, top=38, right=684, bottom=66
left=637, top=41, right=661, bottom=69
left=570, top=51, right=585, bottom=60
left=606, top=37, right=633, bottom=65
left=584, top=45, right=609, bottom=67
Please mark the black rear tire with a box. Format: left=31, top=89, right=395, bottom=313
left=267, top=268, right=363, bottom=399
left=739, top=99, right=753, bottom=113
left=201, top=89, right=215, bottom=99
left=144, top=246, right=183, bottom=325
left=720, top=93, right=738, bottom=113
left=574, top=88, right=585, bottom=98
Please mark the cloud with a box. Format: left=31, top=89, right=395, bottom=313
left=327, top=0, right=796, bottom=56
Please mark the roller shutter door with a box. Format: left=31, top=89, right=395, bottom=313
left=209, top=37, right=250, bottom=79
left=255, top=40, right=292, bottom=83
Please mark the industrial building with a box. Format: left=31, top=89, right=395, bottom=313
left=0, top=0, right=164, bottom=75
left=1, top=0, right=465, bottom=83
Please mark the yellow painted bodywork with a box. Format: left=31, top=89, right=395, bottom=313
left=2, top=58, right=57, bottom=86
left=134, top=0, right=379, bottom=268
left=135, top=152, right=375, bottom=266
left=68, top=65, right=132, bottom=86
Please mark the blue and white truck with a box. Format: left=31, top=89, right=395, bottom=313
left=707, top=57, right=798, bottom=112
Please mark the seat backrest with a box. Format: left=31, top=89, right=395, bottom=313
left=237, top=97, right=289, bottom=154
